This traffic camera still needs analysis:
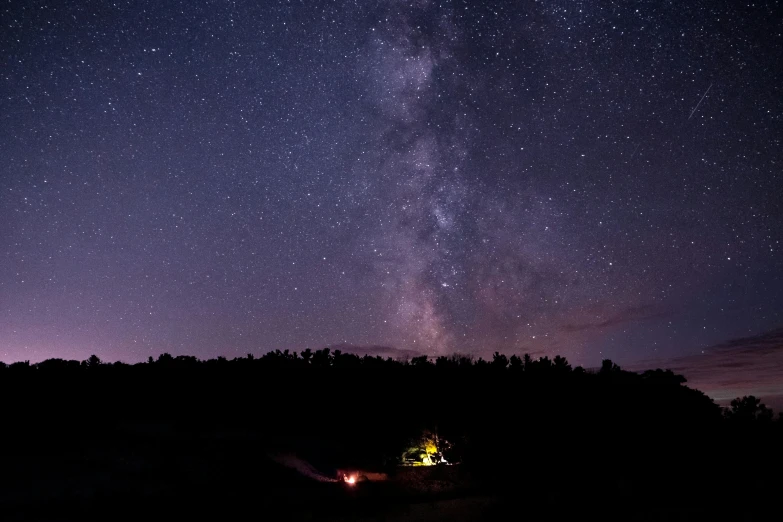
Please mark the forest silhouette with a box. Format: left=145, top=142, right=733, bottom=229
left=1, top=349, right=781, bottom=521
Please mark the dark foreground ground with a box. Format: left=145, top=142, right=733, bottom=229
left=1, top=421, right=779, bottom=521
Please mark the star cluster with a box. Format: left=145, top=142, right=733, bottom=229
left=1, top=0, right=781, bottom=366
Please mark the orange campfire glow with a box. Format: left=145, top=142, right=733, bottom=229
left=343, top=474, right=357, bottom=485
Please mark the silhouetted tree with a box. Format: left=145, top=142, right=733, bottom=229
left=724, top=396, right=774, bottom=422
left=535, top=356, right=552, bottom=372
left=312, top=348, right=330, bottom=366
left=553, top=355, right=571, bottom=373
left=600, top=359, right=621, bottom=374
left=523, top=353, right=533, bottom=370
left=491, top=352, right=508, bottom=369
left=86, top=354, right=102, bottom=368
left=411, top=355, right=430, bottom=368
left=7, top=360, right=31, bottom=374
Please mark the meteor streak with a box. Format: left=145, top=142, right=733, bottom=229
left=688, top=82, right=713, bottom=120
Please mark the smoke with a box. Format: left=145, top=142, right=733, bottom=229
left=268, top=453, right=338, bottom=483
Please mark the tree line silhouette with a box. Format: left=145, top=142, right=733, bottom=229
left=1, top=349, right=782, bottom=520
left=2, top=348, right=778, bottom=425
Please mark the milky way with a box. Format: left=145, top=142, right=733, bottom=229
left=1, top=1, right=781, bottom=366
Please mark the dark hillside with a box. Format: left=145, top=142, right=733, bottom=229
left=1, top=351, right=780, bottom=520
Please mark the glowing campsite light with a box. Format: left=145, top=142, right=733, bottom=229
left=344, top=474, right=357, bottom=485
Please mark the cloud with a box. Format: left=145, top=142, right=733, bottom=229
left=325, top=342, right=423, bottom=360
left=634, top=328, right=783, bottom=411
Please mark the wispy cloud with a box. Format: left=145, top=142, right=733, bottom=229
left=560, top=305, right=665, bottom=333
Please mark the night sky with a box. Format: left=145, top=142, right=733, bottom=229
left=2, top=1, right=782, bottom=371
